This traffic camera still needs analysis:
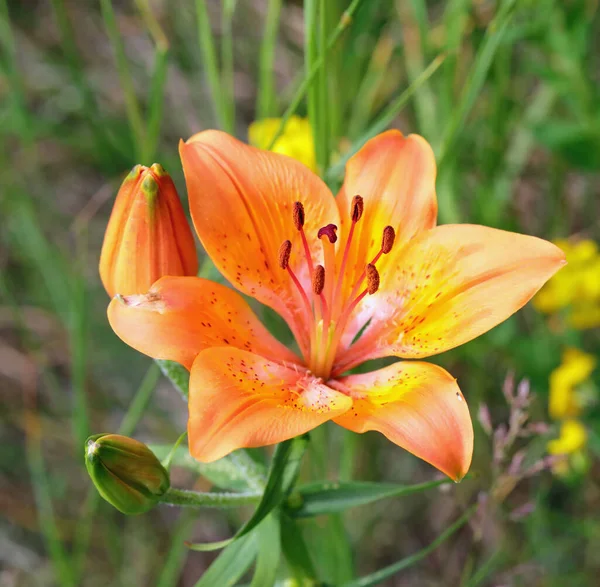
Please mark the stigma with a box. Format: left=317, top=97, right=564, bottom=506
left=278, top=198, right=395, bottom=378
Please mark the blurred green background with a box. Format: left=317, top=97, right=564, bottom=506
left=1, top=0, right=599, bottom=585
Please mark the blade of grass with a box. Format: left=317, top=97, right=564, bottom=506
left=155, top=512, right=197, bottom=587
left=256, top=0, right=282, bottom=119
left=342, top=505, right=477, bottom=587
left=304, top=0, right=321, bottom=170
left=437, top=0, right=517, bottom=167
left=134, top=0, right=170, bottom=163
left=267, top=0, right=368, bottom=151
left=49, top=0, right=118, bottom=158
left=24, top=387, right=76, bottom=586
left=346, top=30, right=395, bottom=141
left=0, top=0, right=33, bottom=146
left=100, top=0, right=145, bottom=159
left=221, top=0, right=237, bottom=133
left=195, top=0, right=226, bottom=129
left=318, top=0, right=330, bottom=170
left=70, top=232, right=90, bottom=449
left=325, top=52, right=446, bottom=181
left=398, top=1, right=438, bottom=142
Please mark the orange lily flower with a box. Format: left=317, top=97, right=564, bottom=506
left=107, top=130, right=565, bottom=481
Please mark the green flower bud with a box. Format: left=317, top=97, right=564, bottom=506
left=85, top=434, right=170, bottom=515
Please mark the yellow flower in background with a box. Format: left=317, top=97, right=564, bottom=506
left=534, top=239, right=600, bottom=329
left=548, top=348, right=596, bottom=420
left=547, top=348, right=595, bottom=476
left=249, top=116, right=316, bottom=172
left=547, top=419, right=588, bottom=456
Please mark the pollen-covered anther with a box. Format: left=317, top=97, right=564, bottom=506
left=351, top=195, right=364, bottom=222
left=293, top=201, right=305, bottom=230
left=318, top=223, right=338, bottom=243
left=278, top=240, right=292, bottom=269
left=381, top=226, right=396, bottom=254
left=366, top=264, right=380, bottom=294
left=313, top=265, right=325, bottom=295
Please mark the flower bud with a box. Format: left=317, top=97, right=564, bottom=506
left=100, top=164, right=198, bottom=298
left=85, top=434, right=170, bottom=515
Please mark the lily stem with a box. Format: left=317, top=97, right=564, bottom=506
left=159, top=488, right=262, bottom=509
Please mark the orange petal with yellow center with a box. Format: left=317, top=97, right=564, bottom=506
left=334, top=131, right=437, bottom=344
left=108, top=276, right=299, bottom=370
left=332, top=361, right=473, bottom=481
left=179, top=131, right=340, bottom=356
left=335, top=224, right=566, bottom=373
left=188, top=347, right=352, bottom=462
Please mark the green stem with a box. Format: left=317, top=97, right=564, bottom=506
left=256, top=0, right=282, bottom=119
left=342, top=505, right=477, bottom=587
left=118, top=363, right=161, bottom=436
left=160, top=488, right=261, bottom=508
left=318, top=0, right=330, bottom=170
left=267, top=0, right=367, bottom=150
left=221, top=0, right=237, bottom=133
left=195, top=0, right=226, bottom=128
left=100, top=0, right=145, bottom=158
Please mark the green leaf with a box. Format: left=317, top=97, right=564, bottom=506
left=341, top=505, right=477, bottom=587
left=155, top=359, right=189, bottom=399
left=193, top=531, right=258, bottom=587
left=534, top=121, right=600, bottom=171
left=280, top=515, right=317, bottom=583
left=149, top=444, right=266, bottom=492
left=250, top=514, right=281, bottom=587
left=187, top=435, right=309, bottom=551
left=287, top=479, right=452, bottom=518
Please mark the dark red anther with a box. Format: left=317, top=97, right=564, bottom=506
left=293, top=202, right=305, bottom=230
left=366, top=264, right=380, bottom=294
left=381, top=226, right=396, bottom=254
left=351, top=195, right=364, bottom=222
left=278, top=240, right=292, bottom=269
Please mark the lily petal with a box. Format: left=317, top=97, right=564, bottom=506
left=335, top=224, right=566, bottom=372
left=335, top=131, right=437, bottom=345
left=332, top=361, right=473, bottom=481
left=188, top=347, right=352, bottom=462
left=180, top=131, right=340, bottom=356
left=108, top=276, right=298, bottom=370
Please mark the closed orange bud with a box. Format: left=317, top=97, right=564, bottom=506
left=100, top=164, right=198, bottom=297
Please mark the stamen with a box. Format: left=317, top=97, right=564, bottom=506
left=381, top=226, right=395, bottom=255
left=312, top=265, right=325, bottom=295
left=278, top=240, right=292, bottom=269
left=366, top=264, right=380, bottom=294
left=293, top=201, right=314, bottom=278
left=293, top=201, right=305, bottom=230
left=351, top=195, right=364, bottom=222
left=318, top=224, right=338, bottom=243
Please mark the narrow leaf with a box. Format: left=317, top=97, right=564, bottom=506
left=341, top=505, right=477, bottom=587
left=149, top=444, right=266, bottom=492
left=250, top=514, right=281, bottom=587
left=288, top=479, right=452, bottom=518
left=194, top=531, right=258, bottom=587
left=187, top=435, right=309, bottom=551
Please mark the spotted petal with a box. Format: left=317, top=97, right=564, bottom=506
left=334, top=131, right=438, bottom=345
left=332, top=361, right=473, bottom=481
left=188, top=347, right=352, bottom=462
left=180, top=131, right=340, bottom=357
left=108, top=276, right=298, bottom=370
left=335, top=224, right=566, bottom=373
